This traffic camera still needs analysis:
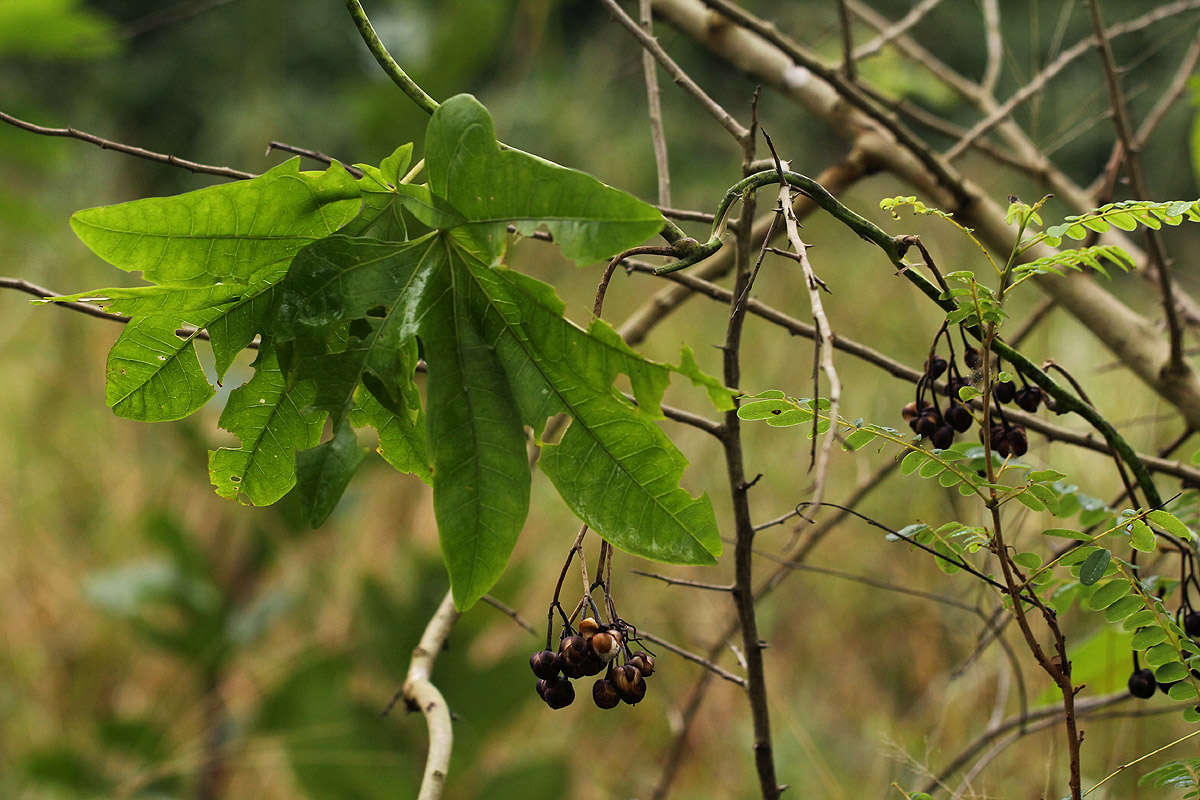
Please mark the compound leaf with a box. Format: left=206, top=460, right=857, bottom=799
left=424, top=94, right=664, bottom=264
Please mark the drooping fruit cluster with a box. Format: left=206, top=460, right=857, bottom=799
left=901, top=327, right=1043, bottom=457
left=531, top=616, right=657, bottom=710
left=1127, top=599, right=1200, bottom=700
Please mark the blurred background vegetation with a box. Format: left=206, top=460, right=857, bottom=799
left=2, top=1, right=1199, bottom=798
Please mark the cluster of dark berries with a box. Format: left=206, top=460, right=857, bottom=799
left=901, top=328, right=1043, bottom=457
left=531, top=616, right=656, bottom=710
left=1127, top=610, right=1200, bottom=699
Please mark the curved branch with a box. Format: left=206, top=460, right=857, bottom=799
left=345, top=0, right=439, bottom=115
left=401, top=590, right=459, bottom=800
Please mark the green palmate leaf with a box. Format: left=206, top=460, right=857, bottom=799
left=70, top=158, right=361, bottom=286
left=59, top=161, right=362, bottom=421
left=677, top=345, right=736, bottom=412
left=274, top=234, right=434, bottom=427
left=290, top=419, right=369, bottom=528
left=424, top=94, right=664, bottom=264
left=350, top=387, right=430, bottom=484
left=273, top=231, right=719, bottom=609
left=454, top=251, right=719, bottom=567
left=417, top=248, right=532, bottom=611
left=104, top=316, right=218, bottom=420
left=209, top=347, right=324, bottom=506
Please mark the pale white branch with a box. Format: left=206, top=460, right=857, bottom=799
left=403, top=590, right=460, bottom=800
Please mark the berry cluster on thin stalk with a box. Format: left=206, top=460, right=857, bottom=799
left=900, top=323, right=1043, bottom=455
left=531, top=532, right=658, bottom=710
left=1128, top=558, right=1200, bottom=699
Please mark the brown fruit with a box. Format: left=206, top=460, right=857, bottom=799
left=1014, top=386, right=1042, bottom=412
left=538, top=676, right=575, bottom=709
left=945, top=404, right=972, bottom=433
left=592, top=678, right=621, bottom=709
left=1007, top=426, right=1028, bottom=457
left=590, top=631, right=620, bottom=663
left=530, top=649, right=561, bottom=680
left=629, top=652, right=656, bottom=677
left=931, top=425, right=955, bottom=450
left=995, top=380, right=1016, bottom=404
left=578, top=617, right=601, bottom=637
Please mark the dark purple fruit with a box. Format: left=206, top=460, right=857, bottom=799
left=925, top=356, right=948, bottom=379
left=580, top=649, right=607, bottom=677
left=559, top=635, right=587, bottom=667
left=916, top=411, right=941, bottom=438
left=901, top=401, right=920, bottom=423
left=1184, top=611, right=1200, bottom=638
left=1014, top=386, right=1042, bottom=413
left=945, top=404, right=973, bottom=433
left=630, top=652, right=655, bottom=677
left=538, top=676, right=575, bottom=709
left=931, top=425, right=955, bottom=450
left=964, top=347, right=981, bottom=369
left=530, top=649, right=561, bottom=680
left=610, top=663, right=646, bottom=703
left=1128, top=668, right=1156, bottom=698
left=994, top=381, right=1017, bottom=404
left=1007, top=426, right=1028, bottom=457
left=592, top=678, right=621, bottom=709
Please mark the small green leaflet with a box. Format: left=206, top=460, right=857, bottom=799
left=1079, top=548, right=1111, bottom=586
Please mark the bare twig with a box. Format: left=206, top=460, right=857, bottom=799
left=764, top=131, right=840, bottom=516
left=601, top=0, right=750, bottom=144
left=1135, top=32, right=1200, bottom=148
left=616, top=155, right=870, bottom=348
left=945, top=0, right=1200, bottom=160
left=265, top=141, right=364, bottom=178
left=122, top=0, right=241, bottom=39
left=1087, top=0, right=1185, bottom=375
left=979, top=0, right=1002, bottom=95
left=391, top=590, right=459, bottom=800
left=632, top=570, right=733, bottom=592
left=638, top=629, right=747, bottom=688
left=835, top=0, right=855, bottom=79
left=0, top=110, right=254, bottom=180
left=594, top=245, right=676, bottom=318
left=1086, top=6, right=1185, bottom=367
left=718, top=102, right=781, bottom=799
left=852, top=0, right=945, bottom=61
left=640, top=0, right=672, bottom=206
left=479, top=595, right=537, bottom=636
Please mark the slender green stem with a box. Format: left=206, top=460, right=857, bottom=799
left=345, top=0, right=439, bottom=115
left=667, top=169, right=1161, bottom=506
left=1083, top=728, right=1200, bottom=796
